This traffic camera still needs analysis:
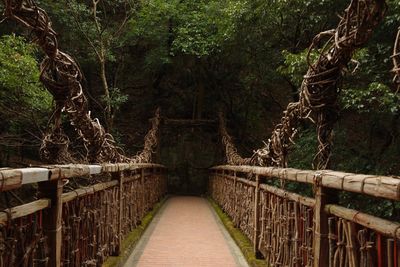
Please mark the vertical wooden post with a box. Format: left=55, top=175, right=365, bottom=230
left=39, top=179, right=63, bottom=267
left=313, top=174, right=330, bottom=267
left=253, top=174, right=262, bottom=258
left=112, top=171, right=124, bottom=256
left=141, top=168, right=146, bottom=215
left=156, top=122, right=161, bottom=163
left=233, top=171, right=238, bottom=226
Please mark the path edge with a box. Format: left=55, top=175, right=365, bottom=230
left=207, top=197, right=269, bottom=267
left=103, top=196, right=168, bottom=267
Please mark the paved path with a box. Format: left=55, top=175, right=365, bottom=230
left=124, top=196, right=249, bottom=267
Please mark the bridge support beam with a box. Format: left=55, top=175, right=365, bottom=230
left=253, top=174, right=262, bottom=259
left=112, top=171, right=124, bottom=256
left=141, top=168, right=146, bottom=216
left=39, top=179, right=63, bottom=267
left=313, top=174, right=335, bottom=267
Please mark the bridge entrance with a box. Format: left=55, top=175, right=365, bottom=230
left=159, top=119, right=220, bottom=195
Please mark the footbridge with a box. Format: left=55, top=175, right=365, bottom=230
left=1, top=162, right=400, bottom=266
left=1, top=0, right=400, bottom=267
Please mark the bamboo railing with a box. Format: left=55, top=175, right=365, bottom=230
left=0, top=163, right=167, bottom=267
left=209, top=165, right=400, bottom=267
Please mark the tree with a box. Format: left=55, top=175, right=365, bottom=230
left=0, top=34, right=52, bottom=163
left=64, top=0, right=133, bottom=131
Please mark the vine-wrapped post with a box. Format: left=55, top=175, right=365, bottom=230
left=38, top=178, right=64, bottom=267
left=313, top=173, right=337, bottom=267
left=141, top=168, right=146, bottom=216
left=113, top=171, right=125, bottom=256
left=253, top=174, right=262, bottom=258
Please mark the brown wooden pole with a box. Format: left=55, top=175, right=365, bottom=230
left=233, top=171, right=238, bottom=226
left=253, top=174, right=262, bottom=258
left=112, top=171, right=124, bottom=256
left=313, top=174, right=331, bottom=267
left=38, top=179, right=63, bottom=267
left=141, top=168, right=146, bottom=216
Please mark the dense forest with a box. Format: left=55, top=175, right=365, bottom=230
left=0, top=1, right=399, bottom=206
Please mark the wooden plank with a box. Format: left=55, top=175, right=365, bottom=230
left=21, top=168, right=49, bottom=184
left=123, top=174, right=141, bottom=183
left=235, top=177, right=256, bottom=187
left=102, top=163, right=120, bottom=172
left=0, top=164, right=166, bottom=189
left=43, top=164, right=91, bottom=178
left=163, top=118, right=217, bottom=127
left=0, top=169, right=22, bottom=191
left=61, top=180, right=118, bottom=203
left=88, top=165, right=102, bottom=174
left=325, top=204, right=400, bottom=239
left=101, top=163, right=165, bottom=173
left=0, top=199, right=51, bottom=224
left=220, top=173, right=315, bottom=207
left=259, top=184, right=315, bottom=207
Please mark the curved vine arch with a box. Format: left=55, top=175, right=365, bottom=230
left=3, top=0, right=160, bottom=164
left=219, top=0, right=387, bottom=170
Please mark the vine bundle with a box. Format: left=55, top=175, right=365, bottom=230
left=218, top=112, right=253, bottom=166
left=220, top=0, right=387, bottom=170
left=3, top=0, right=160, bottom=164
left=254, top=0, right=387, bottom=170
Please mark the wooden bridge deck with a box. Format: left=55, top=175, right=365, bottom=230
left=124, top=196, right=249, bottom=267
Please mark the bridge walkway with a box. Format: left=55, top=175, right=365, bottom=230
left=124, top=196, right=249, bottom=267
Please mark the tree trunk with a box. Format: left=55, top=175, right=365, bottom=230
left=99, top=56, right=112, bottom=131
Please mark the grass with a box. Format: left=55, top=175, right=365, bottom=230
left=208, top=197, right=269, bottom=267
left=103, top=197, right=167, bottom=267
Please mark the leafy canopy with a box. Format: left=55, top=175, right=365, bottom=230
left=0, top=34, right=52, bottom=112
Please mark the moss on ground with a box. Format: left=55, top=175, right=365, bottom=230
left=208, top=198, right=269, bottom=267
left=103, top=197, right=167, bottom=267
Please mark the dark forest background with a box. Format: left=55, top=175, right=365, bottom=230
left=0, top=1, right=399, bottom=213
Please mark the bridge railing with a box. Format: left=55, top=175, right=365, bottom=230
left=209, top=165, right=400, bottom=267
left=0, top=163, right=167, bottom=267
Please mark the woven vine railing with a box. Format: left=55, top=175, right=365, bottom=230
left=0, top=163, right=167, bottom=267
left=209, top=165, right=400, bottom=267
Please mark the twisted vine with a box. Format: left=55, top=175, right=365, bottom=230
left=392, top=27, right=400, bottom=90
left=131, top=108, right=161, bottom=164
left=218, top=112, right=253, bottom=165
left=253, top=0, right=386, bottom=170
left=3, top=0, right=160, bottom=164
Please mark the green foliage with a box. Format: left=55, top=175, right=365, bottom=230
left=103, top=197, right=167, bottom=267
left=340, top=192, right=400, bottom=220
left=288, top=128, right=318, bottom=169
left=0, top=35, right=52, bottom=112
left=171, top=0, right=247, bottom=57
left=65, top=0, right=133, bottom=61
left=277, top=48, right=399, bottom=115
left=342, top=82, right=399, bottom=114
left=101, top=88, right=129, bottom=111
left=128, top=0, right=247, bottom=58
left=277, top=49, right=319, bottom=87
left=0, top=34, right=52, bottom=162
left=209, top=198, right=268, bottom=267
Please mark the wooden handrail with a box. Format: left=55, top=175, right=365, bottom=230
left=0, top=163, right=166, bottom=192
left=212, top=165, right=400, bottom=200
